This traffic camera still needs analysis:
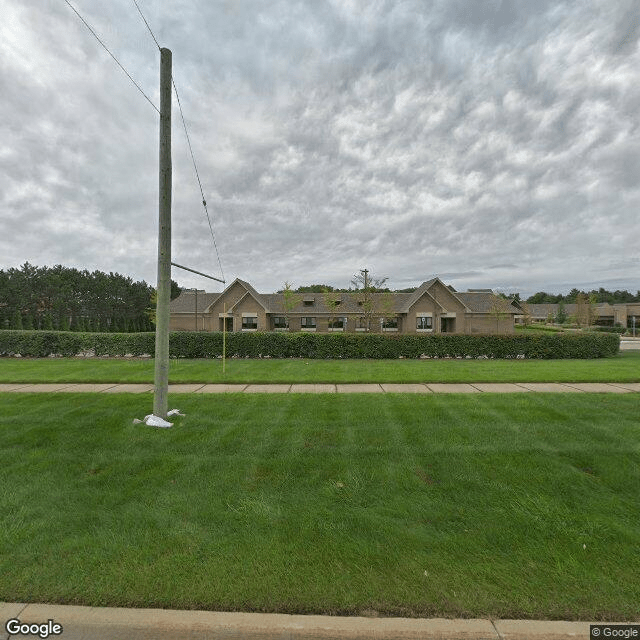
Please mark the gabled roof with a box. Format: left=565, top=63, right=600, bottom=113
left=170, top=291, right=220, bottom=313
left=455, top=292, right=520, bottom=314
left=259, top=292, right=415, bottom=314
left=398, top=277, right=473, bottom=313
left=226, top=289, right=270, bottom=312
left=235, top=278, right=265, bottom=304
left=212, top=277, right=271, bottom=312
left=226, top=290, right=250, bottom=312
left=398, top=278, right=437, bottom=312
left=171, top=279, right=519, bottom=317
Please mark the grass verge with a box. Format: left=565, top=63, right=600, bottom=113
left=0, top=351, right=638, bottom=384
left=1, top=392, right=638, bottom=619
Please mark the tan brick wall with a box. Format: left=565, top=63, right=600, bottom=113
left=468, top=315, right=514, bottom=334
left=170, top=314, right=217, bottom=331
left=170, top=315, right=199, bottom=331
left=207, top=282, right=248, bottom=322
left=429, top=282, right=466, bottom=313
left=172, top=309, right=515, bottom=334
left=231, top=297, right=267, bottom=331
left=169, top=281, right=517, bottom=335
left=407, top=287, right=467, bottom=334
left=624, top=304, right=640, bottom=327
left=204, top=283, right=269, bottom=332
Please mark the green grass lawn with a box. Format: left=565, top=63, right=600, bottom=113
left=0, top=350, right=638, bottom=384
left=1, top=392, right=638, bottom=619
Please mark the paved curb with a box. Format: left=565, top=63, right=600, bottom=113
left=0, top=383, right=637, bottom=394
left=0, top=603, right=607, bottom=639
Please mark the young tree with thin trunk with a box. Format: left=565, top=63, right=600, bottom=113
left=281, top=282, right=302, bottom=331
left=575, top=293, right=598, bottom=328
left=323, top=288, right=342, bottom=330
left=350, top=269, right=388, bottom=332
left=489, top=295, right=510, bottom=333
left=379, top=291, right=397, bottom=332
left=519, top=301, right=532, bottom=327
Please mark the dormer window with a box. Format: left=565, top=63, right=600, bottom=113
left=303, top=296, right=314, bottom=306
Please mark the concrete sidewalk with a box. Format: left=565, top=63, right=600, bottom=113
left=0, top=382, right=639, bottom=394
left=0, top=602, right=603, bottom=639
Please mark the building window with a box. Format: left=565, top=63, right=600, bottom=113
left=382, top=317, right=398, bottom=329
left=328, top=317, right=345, bottom=329
left=355, top=317, right=368, bottom=332
left=417, top=316, right=432, bottom=330
left=273, top=316, right=288, bottom=329
left=242, top=316, right=258, bottom=330
left=301, top=317, right=316, bottom=328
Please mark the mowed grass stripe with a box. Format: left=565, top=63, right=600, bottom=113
left=0, top=392, right=638, bottom=619
left=0, top=351, right=639, bottom=384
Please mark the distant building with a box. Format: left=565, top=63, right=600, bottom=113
left=524, top=303, right=640, bottom=327
left=170, top=277, right=520, bottom=334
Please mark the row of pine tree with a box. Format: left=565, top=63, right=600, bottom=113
left=0, top=263, right=179, bottom=332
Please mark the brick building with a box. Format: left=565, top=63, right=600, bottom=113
left=170, top=277, right=520, bottom=334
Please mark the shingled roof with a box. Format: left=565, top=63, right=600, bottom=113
left=260, top=292, right=414, bottom=314
left=455, top=292, right=520, bottom=314
left=170, top=282, right=518, bottom=316
left=170, top=291, right=220, bottom=313
left=396, top=278, right=438, bottom=313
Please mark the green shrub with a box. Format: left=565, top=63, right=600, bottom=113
left=593, top=325, right=626, bottom=334
left=0, top=330, right=619, bottom=359
left=92, top=332, right=155, bottom=356
left=0, top=330, right=88, bottom=357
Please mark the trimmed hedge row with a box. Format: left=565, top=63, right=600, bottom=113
left=593, top=325, right=627, bottom=334
left=0, top=330, right=620, bottom=359
left=0, top=331, right=154, bottom=358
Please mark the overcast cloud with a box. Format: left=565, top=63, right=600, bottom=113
left=1, top=0, right=638, bottom=296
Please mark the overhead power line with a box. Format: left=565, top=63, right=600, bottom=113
left=172, top=80, right=226, bottom=284
left=132, top=0, right=160, bottom=50
left=62, top=0, right=159, bottom=114
left=131, top=0, right=226, bottom=285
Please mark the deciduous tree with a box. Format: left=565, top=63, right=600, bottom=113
left=350, top=269, right=389, bottom=332
left=281, top=282, right=302, bottom=330
left=488, top=295, right=510, bottom=333
left=323, top=288, right=343, bottom=330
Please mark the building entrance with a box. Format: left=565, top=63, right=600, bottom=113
left=440, top=317, right=455, bottom=333
left=219, top=316, right=233, bottom=332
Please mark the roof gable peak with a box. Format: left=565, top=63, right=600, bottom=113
left=220, top=278, right=270, bottom=311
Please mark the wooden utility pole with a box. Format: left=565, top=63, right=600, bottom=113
left=153, top=47, right=172, bottom=418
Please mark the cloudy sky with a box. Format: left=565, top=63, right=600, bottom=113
left=2, top=0, right=639, bottom=296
